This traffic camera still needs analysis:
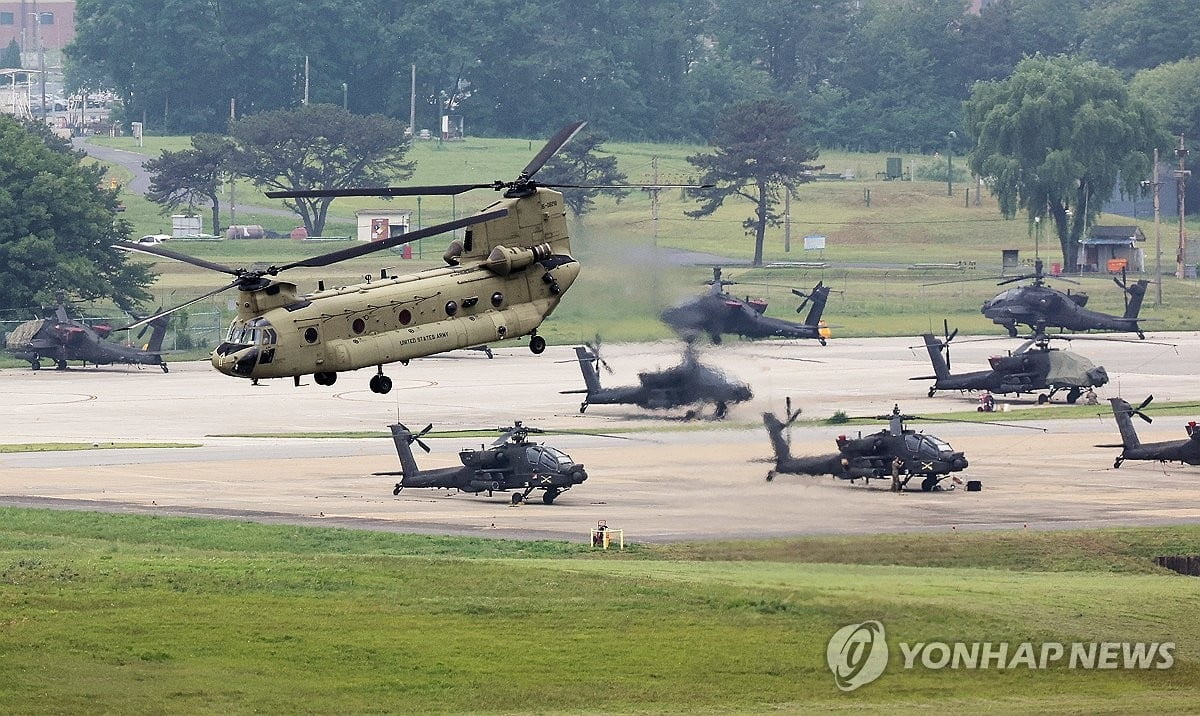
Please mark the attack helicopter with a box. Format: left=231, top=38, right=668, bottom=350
left=937, top=258, right=1150, bottom=338
left=563, top=342, right=752, bottom=419
left=1100, top=396, right=1200, bottom=468
left=914, top=327, right=1109, bottom=404
left=377, top=421, right=588, bottom=504
left=763, top=401, right=1044, bottom=491
left=660, top=267, right=833, bottom=345
left=115, top=122, right=606, bottom=394
left=4, top=301, right=171, bottom=372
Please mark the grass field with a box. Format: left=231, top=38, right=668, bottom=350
left=1, top=508, right=1197, bottom=713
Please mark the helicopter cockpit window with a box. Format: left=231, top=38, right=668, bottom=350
left=544, top=446, right=573, bottom=468
left=228, top=319, right=278, bottom=346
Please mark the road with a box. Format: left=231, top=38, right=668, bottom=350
left=1, top=335, right=1197, bottom=543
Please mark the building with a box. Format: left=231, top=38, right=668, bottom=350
left=1079, top=225, right=1146, bottom=273
left=0, top=1, right=76, bottom=60
left=355, top=209, right=412, bottom=242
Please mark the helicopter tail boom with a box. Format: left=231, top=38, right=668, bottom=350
left=920, top=333, right=952, bottom=380
left=388, top=423, right=423, bottom=479
left=1108, top=398, right=1142, bottom=450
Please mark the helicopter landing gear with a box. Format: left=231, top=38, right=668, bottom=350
left=314, top=371, right=338, bottom=386
left=29, top=356, right=40, bottom=370
left=542, top=488, right=560, bottom=505
left=715, top=401, right=729, bottom=419
left=1066, top=387, right=1082, bottom=404
left=511, top=492, right=524, bottom=505
left=579, top=401, right=589, bottom=414
left=160, top=362, right=169, bottom=374
left=1037, top=393, right=1050, bottom=405
left=1114, top=456, right=1124, bottom=469
left=927, top=387, right=936, bottom=398
left=766, top=470, right=776, bottom=482
left=369, top=368, right=393, bottom=395
left=56, top=358, right=68, bottom=370
left=529, top=333, right=546, bottom=355
left=921, top=475, right=939, bottom=492
left=393, top=483, right=403, bottom=495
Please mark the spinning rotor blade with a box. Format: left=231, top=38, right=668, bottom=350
left=114, top=241, right=242, bottom=276
left=1127, top=395, right=1155, bottom=424
left=117, top=281, right=242, bottom=331
left=278, top=209, right=508, bottom=271
left=518, top=121, right=587, bottom=181
left=266, top=183, right=495, bottom=200
left=411, top=423, right=434, bottom=453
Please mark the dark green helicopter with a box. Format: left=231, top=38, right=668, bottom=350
left=377, top=421, right=589, bottom=504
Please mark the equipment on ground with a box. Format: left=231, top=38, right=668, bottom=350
left=660, top=267, right=832, bottom=345
left=115, top=123, right=595, bottom=394
left=914, top=325, right=1108, bottom=404
left=763, top=401, right=1043, bottom=491
left=4, top=301, right=170, bottom=372
left=563, top=340, right=752, bottom=419
left=1100, top=396, right=1200, bottom=468
left=378, top=421, right=589, bottom=504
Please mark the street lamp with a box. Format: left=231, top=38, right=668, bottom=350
left=946, top=131, right=957, bottom=197
left=1175, top=136, right=1191, bottom=279
left=1140, top=147, right=1163, bottom=306
left=28, top=12, right=45, bottom=116
left=341, top=82, right=348, bottom=111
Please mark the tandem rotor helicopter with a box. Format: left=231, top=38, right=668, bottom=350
left=118, top=122, right=696, bottom=394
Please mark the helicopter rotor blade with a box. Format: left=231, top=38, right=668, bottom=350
left=116, top=281, right=242, bottom=331
left=517, top=121, right=587, bottom=181
left=276, top=209, right=507, bottom=271
left=114, top=241, right=243, bottom=276
left=265, top=183, right=495, bottom=200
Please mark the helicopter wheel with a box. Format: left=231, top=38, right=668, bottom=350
left=314, top=371, right=338, bottom=386
left=56, top=359, right=68, bottom=371
left=369, top=374, right=393, bottom=394
left=393, top=483, right=402, bottom=495
left=579, top=402, right=588, bottom=414
left=1066, top=387, right=1081, bottom=404
left=1037, top=393, right=1049, bottom=405
left=511, top=492, right=523, bottom=505
left=29, top=357, right=40, bottom=370
left=160, top=362, right=169, bottom=374
left=529, top=334, right=547, bottom=355
left=766, top=470, right=776, bottom=482
left=1114, top=457, right=1124, bottom=469
left=927, top=387, right=936, bottom=398
left=542, top=488, right=560, bottom=505
left=921, top=476, right=938, bottom=492
left=715, top=402, right=729, bottom=419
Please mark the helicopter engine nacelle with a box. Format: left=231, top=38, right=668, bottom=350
left=484, top=243, right=552, bottom=276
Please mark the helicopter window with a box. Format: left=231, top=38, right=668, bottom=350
left=304, top=326, right=318, bottom=344
left=398, top=309, right=412, bottom=325
left=904, top=434, right=922, bottom=453
left=491, top=292, right=504, bottom=307
left=445, top=300, right=458, bottom=316
left=352, top=318, right=366, bottom=334
left=925, top=436, right=952, bottom=452
left=544, top=446, right=573, bottom=467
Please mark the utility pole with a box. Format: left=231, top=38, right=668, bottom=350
left=409, top=64, right=416, bottom=141
left=650, top=156, right=661, bottom=303
left=784, top=187, right=791, bottom=252
left=228, top=98, right=237, bottom=229
left=1175, top=135, right=1191, bottom=279
left=303, top=55, right=310, bottom=105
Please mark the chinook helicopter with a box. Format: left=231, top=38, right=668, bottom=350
left=377, top=421, right=588, bottom=504
left=763, top=401, right=1043, bottom=491
left=116, top=122, right=609, bottom=394
left=563, top=342, right=752, bottom=419
left=660, top=267, right=833, bottom=345
left=1100, top=396, right=1200, bottom=468
left=914, top=327, right=1109, bottom=404
left=4, top=301, right=171, bottom=372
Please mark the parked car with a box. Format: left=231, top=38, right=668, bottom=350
left=136, top=234, right=171, bottom=244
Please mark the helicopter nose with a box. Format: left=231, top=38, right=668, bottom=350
left=1088, top=367, right=1110, bottom=387
left=570, top=466, right=587, bottom=483
left=211, top=346, right=258, bottom=377
left=951, top=454, right=968, bottom=471
left=549, top=258, right=581, bottom=294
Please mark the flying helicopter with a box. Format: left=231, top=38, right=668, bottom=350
left=115, top=122, right=631, bottom=394
left=938, top=258, right=1150, bottom=338
left=660, top=267, right=833, bottom=345
left=763, top=401, right=1044, bottom=491
left=4, top=301, right=171, bottom=372
left=1099, top=396, right=1200, bottom=468
left=563, top=342, right=752, bottom=419
left=914, top=326, right=1109, bottom=404
left=377, top=421, right=588, bottom=504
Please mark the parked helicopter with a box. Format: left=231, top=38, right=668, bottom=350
left=660, top=267, right=833, bottom=345
left=1100, top=396, right=1200, bottom=468
left=914, top=327, right=1108, bottom=404
left=763, top=403, right=973, bottom=491
left=116, top=122, right=601, bottom=394
left=377, top=421, right=588, bottom=504
left=4, top=302, right=171, bottom=371
left=957, top=258, right=1149, bottom=338
left=563, top=342, right=752, bottom=419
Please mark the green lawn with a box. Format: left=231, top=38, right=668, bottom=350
left=1, top=509, right=1197, bottom=713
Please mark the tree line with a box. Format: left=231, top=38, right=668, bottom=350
left=65, top=0, right=1200, bottom=151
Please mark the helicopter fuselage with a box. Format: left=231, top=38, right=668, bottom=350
left=210, top=189, right=578, bottom=382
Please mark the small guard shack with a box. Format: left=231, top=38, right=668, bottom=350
left=1079, top=226, right=1146, bottom=273
left=355, top=209, right=412, bottom=242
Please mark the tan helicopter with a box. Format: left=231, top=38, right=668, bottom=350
left=118, top=123, right=594, bottom=394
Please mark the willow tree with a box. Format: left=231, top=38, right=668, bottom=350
left=964, top=55, right=1166, bottom=267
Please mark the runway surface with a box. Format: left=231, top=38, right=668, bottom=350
left=1, top=334, right=1197, bottom=543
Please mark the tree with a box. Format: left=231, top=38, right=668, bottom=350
left=1082, top=0, right=1200, bottom=74
left=0, top=116, right=153, bottom=312
left=230, top=104, right=413, bottom=237
left=686, top=99, right=821, bottom=267
left=144, top=134, right=238, bottom=235
left=537, top=132, right=629, bottom=217
left=0, top=39, right=20, bottom=69
left=1130, top=58, right=1200, bottom=138
left=964, top=56, right=1167, bottom=268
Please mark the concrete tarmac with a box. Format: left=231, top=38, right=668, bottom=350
left=1, top=334, right=1197, bottom=543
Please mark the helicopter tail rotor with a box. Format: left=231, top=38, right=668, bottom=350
left=585, top=335, right=613, bottom=374
left=1130, top=395, right=1154, bottom=424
